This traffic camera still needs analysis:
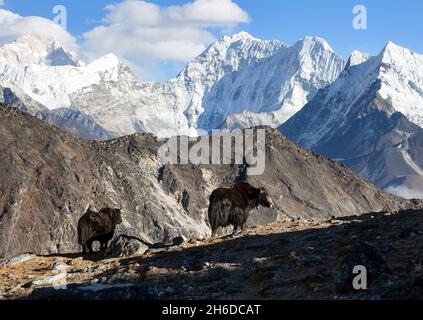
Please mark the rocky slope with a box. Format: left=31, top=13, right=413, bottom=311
left=280, top=42, right=423, bottom=195
left=1, top=208, right=423, bottom=300
left=0, top=104, right=418, bottom=259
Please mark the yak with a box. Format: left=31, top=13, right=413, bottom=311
left=77, top=207, right=122, bottom=254
left=208, top=182, right=273, bottom=237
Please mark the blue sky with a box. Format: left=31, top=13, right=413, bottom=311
left=1, top=0, right=422, bottom=80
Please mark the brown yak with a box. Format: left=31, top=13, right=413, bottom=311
left=208, top=182, right=273, bottom=237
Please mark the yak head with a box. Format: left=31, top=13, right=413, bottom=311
left=250, top=187, right=273, bottom=209
left=258, top=187, right=272, bottom=208
left=106, top=208, right=123, bottom=225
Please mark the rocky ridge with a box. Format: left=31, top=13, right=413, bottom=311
left=0, top=104, right=417, bottom=259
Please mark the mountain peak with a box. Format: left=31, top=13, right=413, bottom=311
left=379, top=41, right=415, bottom=64
left=384, top=40, right=402, bottom=51
left=222, top=31, right=258, bottom=43
left=90, top=53, right=121, bottom=65
left=346, top=50, right=372, bottom=67
left=15, top=34, right=57, bottom=47
left=296, top=36, right=334, bottom=52
left=0, top=34, right=80, bottom=66
left=100, top=53, right=120, bottom=62
left=88, top=53, right=121, bottom=69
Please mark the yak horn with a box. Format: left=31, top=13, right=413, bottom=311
left=83, top=203, right=92, bottom=214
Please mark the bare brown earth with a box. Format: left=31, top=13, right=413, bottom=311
left=1, top=209, right=423, bottom=300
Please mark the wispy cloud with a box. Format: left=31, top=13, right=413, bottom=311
left=82, top=0, right=250, bottom=80
left=0, top=0, right=250, bottom=81
left=385, top=185, right=423, bottom=199
left=0, top=8, right=77, bottom=51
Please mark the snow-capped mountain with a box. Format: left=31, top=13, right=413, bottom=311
left=378, top=42, right=423, bottom=127
left=0, top=35, right=80, bottom=66
left=0, top=33, right=345, bottom=137
left=0, top=36, right=134, bottom=138
left=176, top=33, right=345, bottom=131
left=0, top=75, right=112, bottom=140
left=0, top=46, right=132, bottom=111
left=1, top=33, right=423, bottom=197
left=280, top=42, right=423, bottom=197
left=0, top=75, right=47, bottom=114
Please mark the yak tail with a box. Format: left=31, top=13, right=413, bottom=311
left=77, top=223, right=84, bottom=245
left=208, top=194, right=230, bottom=231
left=77, top=220, right=90, bottom=246
left=78, top=207, right=91, bottom=246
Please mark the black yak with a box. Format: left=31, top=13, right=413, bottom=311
left=77, top=207, right=122, bottom=254
left=208, top=182, right=272, bottom=237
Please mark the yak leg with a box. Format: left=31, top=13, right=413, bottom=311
left=238, top=210, right=249, bottom=233
left=87, top=239, right=95, bottom=253
left=102, top=233, right=113, bottom=249
left=231, top=207, right=245, bottom=237
left=232, top=225, right=242, bottom=237
left=83, top=243, right=90, bottom=254
left=101, top=241, right=109, bottom=250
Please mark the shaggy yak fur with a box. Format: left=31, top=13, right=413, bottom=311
left=77, top=207, right=122, bottom=253
left=208, top=182, right=272, bottom=236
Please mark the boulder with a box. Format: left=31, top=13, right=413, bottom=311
left=106, top=235, right=150, bottom=258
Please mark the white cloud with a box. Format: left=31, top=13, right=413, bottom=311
left=0, top=1, right=250, bottom=81
left=82, top=0, right=250, bottom=80
left=0, top=8, right=77, bottom=51
left=385, top=185, right=423, bottom=199
left=166, top=0, right=250, bottom=26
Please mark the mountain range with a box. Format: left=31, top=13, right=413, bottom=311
left=0, top=33, right=345, bottom=137
left=280, top=43, right=423, bottom=196
left=0, top=32, right=422, bottom=197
